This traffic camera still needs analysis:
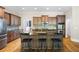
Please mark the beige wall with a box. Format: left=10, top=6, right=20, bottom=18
left=70, top=7, right=79, bottom=42
left=65, top=10, right=72, bottom=38
left=65, top=6, right=79, bottom=42
left=64, top=7, right=79, bottom=42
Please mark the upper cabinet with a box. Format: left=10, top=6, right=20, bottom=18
left=11, top=14, right=15, bottom=26
left=56, top=15, right=65, bottom=23
left=11, top=14, right=21, bottom=26
left=37, top=17, right=42, bottom=24
left=15, top=16, right=21, bottom=26
left=4, top=12, right=21, bottom=26
left=41, top=15, right=48, bottom=22
left=33, top=17, right=38, bottom=25
left=33, top=15, right=48, bottom=25
left=4, top=12, right=11, bottom=25
left=48, top=17, right=56, bottom=24
left=33, top=15, right=57, bottom=29
left=0, top=6, right=5, bottom=18
left=0, top=6, right=21, bottom=26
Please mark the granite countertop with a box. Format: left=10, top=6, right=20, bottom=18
left=20, top=32, right=63, bottom=39
left=20, top=33, right=36, bottom=36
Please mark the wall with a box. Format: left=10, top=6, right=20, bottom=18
left=65, top=10, right=72, bottom=38
left=65, top=7, right=79, bottom=42
left=70, top=7, right=79, bottom=42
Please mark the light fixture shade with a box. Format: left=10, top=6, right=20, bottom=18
left=34, top=8, right=37, bottom=10
left=46, top=8, right=49, bottom=10
left=22, top=8, right=24, bottom=10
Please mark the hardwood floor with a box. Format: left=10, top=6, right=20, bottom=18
left=0, top=37, right=79, bottom=52
left=0, top=38, right=21, bottom=52
left=63, top=37, right=79, bottom=52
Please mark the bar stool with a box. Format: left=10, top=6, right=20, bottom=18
left=51, top=34, right=63, bottom=52
left=22, top=38, right=32, bottom=52
left=38, top=38, right=47, bottom=52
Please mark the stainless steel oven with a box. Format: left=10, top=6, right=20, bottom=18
left=0, top=34, right=7, bottom=49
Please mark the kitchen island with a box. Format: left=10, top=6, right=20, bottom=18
left=20, top=32, right=63, bottom=52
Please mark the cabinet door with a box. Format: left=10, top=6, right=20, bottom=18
left=42, top=15, right=48, bottom=22
left=0, top=7, right=4, bottom=18
left=33, top=17, right=38, bottom=25
left=45, top=15, right=48, bottom=22
left=11, top=14, right=15, bottom=26
left=4, top=13, right=10, bottom=25
left=37, top=17, right=42, bottom=29
left=48, top=17, right=56, bottom=24
left=57, top=15, right=65, bottom=23
left=11, top=14, right=21, bottom=26
left=42, top=16, right=45, bottom=22
left=38, top=17, right=41, bottom=24
left=17, top=17, right=21, bottom=26
left=14, top=16, right=18, bottom=26
left=61, top=16, right=65, bottom=23
left=7, top=32, right=14, bottom=43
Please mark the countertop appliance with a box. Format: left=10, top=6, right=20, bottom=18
left=0, top=18, right=7, bottom=49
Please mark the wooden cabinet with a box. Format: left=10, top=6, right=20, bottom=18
left=0, top=6, right=21, bottom=26
left=38, top=17, right=41, bottom=24
left=48, top=17, right=56, bottom=24
left=4, top=12, right=21, bottom=26
left=7, top=30, right=20, bottom=43
left=33, top=16, right=48, bottom=29
left=4, top=12, right=11, bottom=25
left=16, top=16, right=21, bottom=26
left=56, top=15, right=65, bottom=23
left=33, top=17, right=42, bottom=25
left=0, top=6, right=5, bottom=18
left=11, top=14, right=15, bottom=25
left=14, top=15, right=21, bottom=26
left=42, top=15, right=48, bottom=22
left=11, top=14, right=21, bottom=26
left=33, top=17, right=38, bottom=25
left=7, top=31, right=14, bottom=43
left=14, top=30, right=20, bottom=39
left=33, top=15, right=48, bottom=25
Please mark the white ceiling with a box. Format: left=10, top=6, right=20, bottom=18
left=4, top=6, right=72, bottom=14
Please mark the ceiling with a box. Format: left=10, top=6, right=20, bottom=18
left=4, top=6, right=72, bottom=14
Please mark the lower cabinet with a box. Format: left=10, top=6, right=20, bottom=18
left=7, top=31, right=14, bottom=43
left=7, top=30, right=20, bottom=43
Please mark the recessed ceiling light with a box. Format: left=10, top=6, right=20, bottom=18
left=46, top=8, right=49, bottom=10
left=34, top=8, right=37, bottom=10
left=22, top=8, right=25, bottom=10
left=58, top=8, right=61, bottom=10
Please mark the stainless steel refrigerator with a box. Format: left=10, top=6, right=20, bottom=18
left=0, top=18, right=7, bottom=49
